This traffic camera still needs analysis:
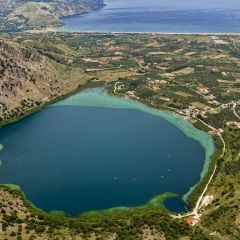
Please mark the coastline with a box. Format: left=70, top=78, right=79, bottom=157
left=51, top=2, right=240, bottom=35
left=52, top=29, right=240, bottom=36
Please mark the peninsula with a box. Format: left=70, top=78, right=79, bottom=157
left=0, top=0, right=104, bottom=32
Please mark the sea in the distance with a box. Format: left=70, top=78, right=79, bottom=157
left=56, top=0, right=240, bottom=33
left=0, top=88, right=214, bottom=215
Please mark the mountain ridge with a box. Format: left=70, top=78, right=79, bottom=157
left=0, top=0, right=105, bottom=27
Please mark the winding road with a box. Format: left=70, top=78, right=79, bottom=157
left=172, top=117, right=226, bottom=221
left=232, top=101, right=240, bottom=120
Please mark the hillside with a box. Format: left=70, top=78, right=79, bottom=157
left=0, top=0, right=104, bottom=27
left=0, top=36, right=90, bottom=124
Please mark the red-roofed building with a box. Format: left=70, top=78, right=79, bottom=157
left=187, top=216, right=199, bottom=226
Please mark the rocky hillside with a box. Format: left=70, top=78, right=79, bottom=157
left=0, top=37, right=88, bottom=124
left=0, top=0, right=26, bottom=13
left=0, top=0, right=104, bottom=27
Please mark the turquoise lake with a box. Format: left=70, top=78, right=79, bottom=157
left=0, top=88, right=214, bottom=215
left=57, top=0, right=240, bottom=33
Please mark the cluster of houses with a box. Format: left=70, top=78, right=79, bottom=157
left=178, top=106, right=206, bottom=118
left=226, top=121, right=240, bottom=129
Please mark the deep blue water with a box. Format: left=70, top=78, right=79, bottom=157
left=164, top=197, right=188, bottom=213
left=0, top=106, right=205, bottom=215
left=57, top=0, right=240, bottom=33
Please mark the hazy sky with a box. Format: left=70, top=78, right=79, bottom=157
left=106, top=0, right=240, bottom=10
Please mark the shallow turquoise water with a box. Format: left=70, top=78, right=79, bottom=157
left=0, top=88, right=214, bottom=215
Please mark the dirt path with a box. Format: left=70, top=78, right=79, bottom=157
left=132, top=57, right=144, bottom=68
left=197, top=117, right=226, bottom=158
left=219, top=133, right=226, bottom=158
left=191, top=164, right=217, bottom=215
left=171, top=79, right=205, bottom=97
left=172, top=117, right=225, bottom=221
left=232, top=101, right=240, bottom=120
left=172, top=164, right=217, bottom=220
left=113, top=82, right=118, bottom=93
left=236, top=151, right=240, bottom=161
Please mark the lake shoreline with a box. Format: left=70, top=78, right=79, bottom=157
left=56, top=87, right=215, bottom=207
left=0, top=86, right=215, bottom=216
